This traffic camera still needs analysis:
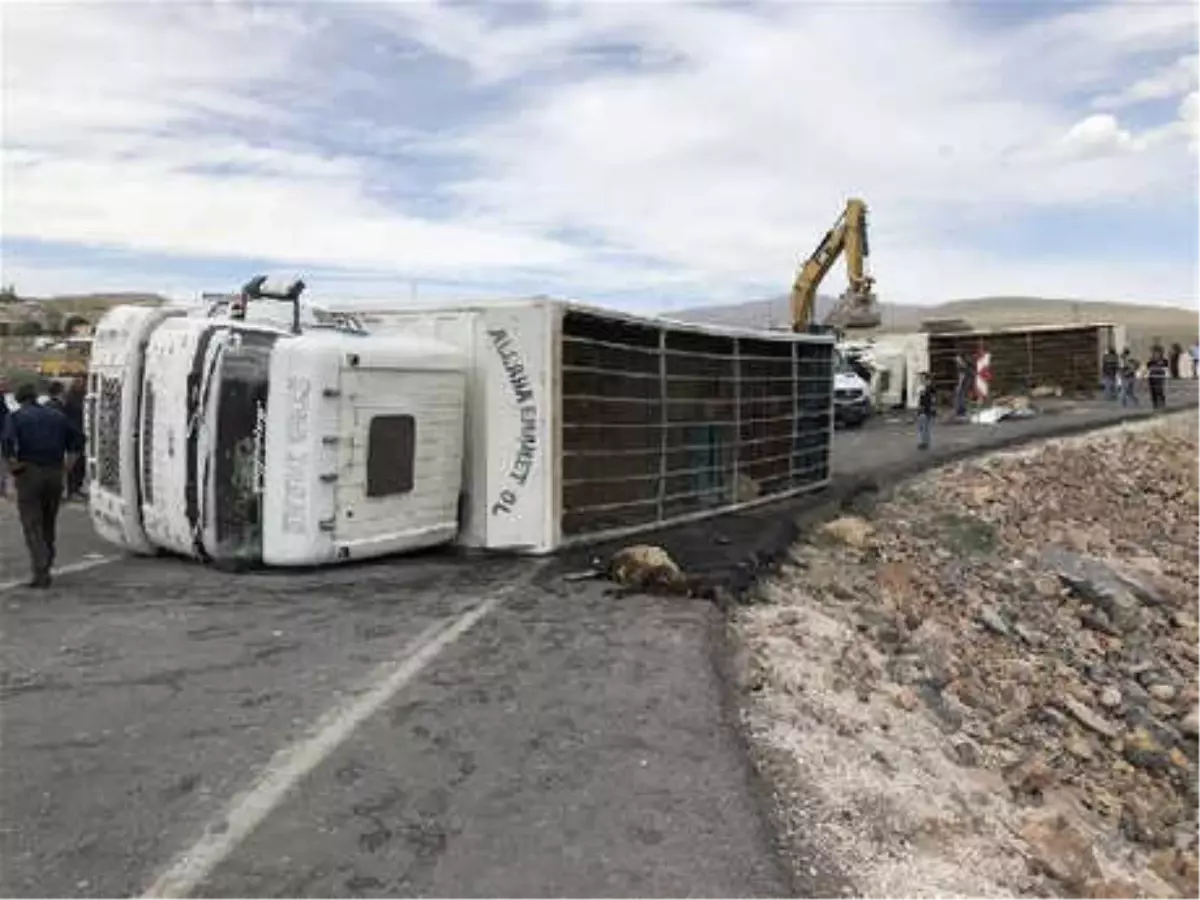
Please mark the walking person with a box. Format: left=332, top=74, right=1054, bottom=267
left=1147, top=347, right=1170, bottom=410
left=1191, top=342, right=1200, bottom=380
left=917, top=372, right=935, bottom=450
left=1101, top=346, right=1120, bottom=401
left=1119, top=349, right=1139, bottom=407
left=1, top=383, right=84, bottom=588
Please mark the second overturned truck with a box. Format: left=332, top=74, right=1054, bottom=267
left=86, top=279, right=837, bottom=568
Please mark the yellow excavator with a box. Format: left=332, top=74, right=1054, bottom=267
left=789, top=197, right=882, bottom=333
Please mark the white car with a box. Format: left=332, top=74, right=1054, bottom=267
left=833, top=353, right=872, bottom=428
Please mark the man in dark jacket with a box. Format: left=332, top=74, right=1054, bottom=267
left=1101, top=347, right=1119, bottom=401
left=0, top=380, right=9, bottom=499
left=1147, top=347, right=1170, bottom=409
left=1169, top=343, right=1183, bottom=380
left=917, top=372, right=935, bottom=450
left=63, top=377, right=86, bottom=500
left=1119, top=349, right=1139, bottom=407
left=46, top=380, right=65, bottom=412
left=953, top=353, right=972, bottom=418
left=1, top=383, right=84, bottom=588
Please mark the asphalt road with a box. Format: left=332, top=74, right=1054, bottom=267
left=0, top=531, right=788, bottom=898
left=1, top=380, right=1195, bottom=898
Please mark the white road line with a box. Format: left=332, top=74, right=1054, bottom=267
left=0, top=555, right=119, bottom=593
left=142, top=575, right=531, bottom=900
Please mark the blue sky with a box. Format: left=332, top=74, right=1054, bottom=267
left=2, top=0, right=1197, bottom=312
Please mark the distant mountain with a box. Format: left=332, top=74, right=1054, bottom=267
left=670, top=294, right=1198, bottom=357
left=33, top=292, right=167, bottom=314
left=35, top=292, right=167, bottom=304
left=0, top=292, right=168, bottom=338
left=908, top=296, right=1197, bottom=329
left=666, top=293, right=927, bottom=331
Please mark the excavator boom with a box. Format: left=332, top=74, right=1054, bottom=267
left=790, top=197, right=882, bottom=332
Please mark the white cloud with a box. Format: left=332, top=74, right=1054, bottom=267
left=4, top=149, right=576, bottom=270
left=431, top=2, right=1198, bottom=303
left=374, top=1, right=611, bottom=86
left=1062, top=114, right=1138, bottom=153
left=1, top=1, right=1197, bottom=309
left=1093, top=53, right=1199, bottom=108
left=1178, top=90, right=1200, bottom=153
left=1, top=2, right=580, bottom=278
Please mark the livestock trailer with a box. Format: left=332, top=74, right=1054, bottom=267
left=353, top=299, right=836, bottom=553
left=924, top=322, right=1123, bottom=400
left=852, top=323, right=1123, bottom=409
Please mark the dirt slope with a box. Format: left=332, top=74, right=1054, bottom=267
left=733, top=412, right=1199, bottom=898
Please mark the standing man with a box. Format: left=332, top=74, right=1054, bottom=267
left=953, top=353, right=972, bottom=419
left=1147, top=346, right=1170, bottom=410
left=45, top=380, right=65, bottom=412
left=1191, top=342, right=1200, bottom=380
left=917, top=372, right=935, bottom=450
left=1101, top=346, right=1120, bottom=401
left=63, top=377, right=87, bottom=500
left=1119, top=349, right=1139, bottom=407
left=1, top=383, right=84, bottom=588
left=0, top=379, right=9, bottom=499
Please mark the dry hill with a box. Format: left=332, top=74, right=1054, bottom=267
left=671, top=295, right=1198, bottom=359
left=32, top=292, right=167, bottom=318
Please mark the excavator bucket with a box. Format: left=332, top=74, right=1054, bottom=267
left=824, top=289, right=882, bottom=330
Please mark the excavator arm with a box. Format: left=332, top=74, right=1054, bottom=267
left=789, top=197, right=881, bottom=332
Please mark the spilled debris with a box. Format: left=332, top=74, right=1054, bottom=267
left=733, top=412, right=1199, bottom=898
left=971, top=395, right=1040, bottom=424
left=608, top=544, right=690, bottom=596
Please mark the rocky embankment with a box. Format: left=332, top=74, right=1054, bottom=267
left=733, top=413, right=1199, bottom=898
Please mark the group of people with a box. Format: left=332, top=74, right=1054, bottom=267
left=0, top=377, right=87, bottom=589
left=914, top=338, right=1195, bottom=451
left=1101, top=343, right=1191, bottom=411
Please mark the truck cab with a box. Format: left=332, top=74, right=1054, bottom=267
left=87, top=300, right=467, bottom=567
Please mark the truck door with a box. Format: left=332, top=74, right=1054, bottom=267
left=335, top=368, right=419, bottom=546
left=333, top=365, right=463, bottom=552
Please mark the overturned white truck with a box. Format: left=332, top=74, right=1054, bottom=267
left=86, top=280, right=837, bottom=567
left=86, top=284, right=467, bottom=568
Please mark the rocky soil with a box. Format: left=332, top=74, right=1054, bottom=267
left=733, top=413, right=1199, bottom=898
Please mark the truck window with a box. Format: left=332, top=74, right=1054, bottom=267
left=95, top=375, right=123, bottom=492
left=141, top=388, right=155, bottom=504
left=367, top=414, right=415, bottom=497
left=208, top=330, right=278, bottom=564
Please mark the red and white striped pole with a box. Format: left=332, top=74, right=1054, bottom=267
left=973, top=349, right=992, bottom=400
